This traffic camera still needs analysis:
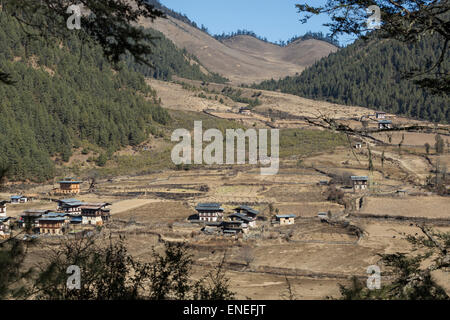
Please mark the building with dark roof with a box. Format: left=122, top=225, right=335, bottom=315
left=195, top=203, right=224, bottom=222
left=57, top=178, right=82, bottom=194
left=81, top=203, right=111, bottom=225
left=0, top=216, right=13, bottom=238
left=229, top=212, right=256, bottom=228
left=375, top=111, right=386, bottom=119
left=378, top=120, right=392, bottom=129
left=275, top=214, right=296, bottom=225
left=0, top=200, right=8, bottom=216
left=57, top=198, right=85, bottom=214
left=351, top=176, right=369, bottom=192
left=38, top=216, right=68, bottom=235
left=10, top=195, right=27, bottom=204
left=233, top=205, right=259, bottom=219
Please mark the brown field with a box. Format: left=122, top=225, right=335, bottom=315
left=360, top=196, right=450, bottom=219
left=6, top=76, right=450, bottom=300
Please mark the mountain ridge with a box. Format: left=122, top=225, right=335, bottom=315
left=140, top=14, right=338, bottom=84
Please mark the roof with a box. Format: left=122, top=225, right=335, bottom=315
left=43, top=212, right=69, bottom=218
left=223, top=220, right=244, bottom=225
left=0, top=217, right=12, bottom=222
left=223, top=229, right=238, bottom=234
left=70, top=217, right=83, bottom=222
left=195, top=203, right=224, bottom=211
left=229, top=213, right=253, bottom=223
left=0, top=200, right=8, bottom=205
left=58, top=198, right=83, bottom=204
left=378, top=120, right=392, bottom=124
left=21, top=210, right=49, bottom=217
left=276, top=214, right=296, bottom=219
left=205, top=221, right=222, bottom=227
left=234, top=205, right=259, bottom=215
left=57, top=180, right=82, bottom=184
left=11, top=195, right=25, bottom=199
left=80, top=203, right=110, bottom=210
left=351, top=176, right=369, bottom=181
left=38, top=217, right=67, bottom=222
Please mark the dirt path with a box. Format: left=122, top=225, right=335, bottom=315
left=110, top=199, right=162, bottom=215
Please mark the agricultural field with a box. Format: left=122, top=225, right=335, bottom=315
left=3, top=78, right=449, bottom=300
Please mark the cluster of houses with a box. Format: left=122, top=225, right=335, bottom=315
left=0, top=197, right=111, bottom=239
left=193, top=203, right=297, bottom=236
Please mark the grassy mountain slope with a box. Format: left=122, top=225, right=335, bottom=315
left=140, top=15, right=337, bottom=84
left=125, top=28, right=227, bottom=83
left=254, top=36, right=449, bottom=123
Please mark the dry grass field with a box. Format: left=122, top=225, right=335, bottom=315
left=5, top=76, right=449, bottom=300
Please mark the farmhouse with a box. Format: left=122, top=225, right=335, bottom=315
left=0, top=200, right=7, bottom=216
left=81, top=203, right=111, bottom=226
left=222, top=220, right=248, bottom=234
left=239, top=107, right=251, bottom=115
left=203, top=221, right=222, bottom=234
left=0, top=217, right=12, bottom=238
left=318, top=212, right=330, bottom=222
left=20, top=210, right=50, bottom=231
left=351, top=176, right=369, bottom=192
left=375, top=111, right=386, bottom=119
left=275, top=214, right=296, bottom=225
left=378, top=120, right=392, bottom=129
left=57, top=177, right=82, bottom=194
left=57, top=198, right=85, bottom=214
left=354, top=142, right=363, bottom=149
left=229, top=213, right=256, bottom=228
left=38, top=214, right=69, bottom=235
left=195, top=203, right=224, bottom=222
left=234, top=205, right=259, bottom=219
left=10, top=195, right=27, bottom=204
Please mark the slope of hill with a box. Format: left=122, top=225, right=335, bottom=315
left=140, top=15, right=338, bottom=84
left=254, top=36, right=449, bottom=123
left=125, top=28, right=227, bottom=83
left=0, top=14, right=170, bottom=181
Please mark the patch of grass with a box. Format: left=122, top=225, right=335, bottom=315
left=279, top=129, right=347, bottom=158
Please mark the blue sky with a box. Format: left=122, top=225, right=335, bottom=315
left=160, top=0, right=356, bottom=46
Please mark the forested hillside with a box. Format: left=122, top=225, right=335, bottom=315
left=254, top=35, right=449, bottom=123
left=0, top=14, right=170, bottom=182
left=125, top=28, right=227, bottom=83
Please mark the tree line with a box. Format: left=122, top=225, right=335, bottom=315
left=0, top=14, right=170, bottom=182
left=254, top=34, right=449, bottom=123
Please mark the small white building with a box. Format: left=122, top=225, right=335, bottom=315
left=318, top=212, right=330, bottom=222
left=0, top=217, right=12, bottom=238
left=10, top=195, right=27, bottom=204
left=351, top=176, right=369, bottom=192
left=195, top=203, right=224, bottom=222
left=229, top=213, right=256, bottom=228
left=375, top=112, right=386, bottom=119
left=81, top=203, right=111, bottom=226
left=275, top=214, right=296, bottom=225
left=0, top=201, right=7, bottom=217
left=239, top=107, right=251, bottom=115
left=378, top=120, right=392, bottom=129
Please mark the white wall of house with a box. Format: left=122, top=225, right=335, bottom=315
left=82, top=216, right=103, bottom=225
